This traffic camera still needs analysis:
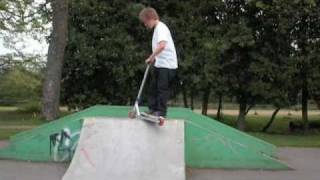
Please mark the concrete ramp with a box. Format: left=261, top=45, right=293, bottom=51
left=62, top=117, right=185, bottom=180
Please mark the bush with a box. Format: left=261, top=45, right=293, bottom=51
left=0, top=68, right=41, bottom=102
left=17, top=101, right=41, bottom=113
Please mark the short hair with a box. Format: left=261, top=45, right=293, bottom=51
left=139, top=7, right=159, bottom=21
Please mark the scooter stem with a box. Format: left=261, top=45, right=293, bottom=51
left=136, top=64, right=151, bottom=102
left=134, top=64, right=151, bottom=115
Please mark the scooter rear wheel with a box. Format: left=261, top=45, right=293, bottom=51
left=159, top=117, right=165, bottom=126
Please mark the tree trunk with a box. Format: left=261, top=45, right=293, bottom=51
left=302, top=81, right=309, bottom=133
left=237, top=101, right=247, bottom=131
left=41, top=0, right=68, bottom=121
left=201, top=88, right=211, bottom=115
left=313, top=94, right=320, bottom=110
left=262, top=107, right=280, bottom=132
left=216, top=94, right=223, bottom=120
left=182, top=83, right=189, bottom=108
left=245, top=104, right=255, bottom=115
left=190, top=90, right=194, bottom=110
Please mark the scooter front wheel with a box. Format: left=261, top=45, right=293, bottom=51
left=128, top=111, right=136, bottom=119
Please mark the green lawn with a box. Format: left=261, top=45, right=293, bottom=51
left=0, top=109, right=45, bottom=126
left=0, top=106, right=70, bottom=139
left=0, top=129, right=24, bottom=140
left=211, top=113, right=320, bottom=147
left=249, top=132, right=320, bottom=147
left=217, top=114, right=320, bottom=134
left=0, top=106, right=320, bottom=147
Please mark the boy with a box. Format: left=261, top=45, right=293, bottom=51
left=139, top=7, right=178, bottom=117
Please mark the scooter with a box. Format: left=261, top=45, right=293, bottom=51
left=128, top=64, right=165, bottom=126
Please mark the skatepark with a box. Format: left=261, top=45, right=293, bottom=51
left=2, top=1, right=320, bottom=180
left=0, top=106, right=319, bottom=180
left=0, top=106, right=295, bottom=179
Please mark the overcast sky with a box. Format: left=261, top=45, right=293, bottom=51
left=0, top=0, right=49, bottom=56
left=0, top=36, right=48, bottom=55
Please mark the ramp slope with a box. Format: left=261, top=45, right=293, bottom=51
left=62, top=118, right=185, bottom=180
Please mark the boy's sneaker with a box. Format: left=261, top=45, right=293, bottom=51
left=145, top=109, right=156, bottom=115
left=152, top=111, right=166, bottom=118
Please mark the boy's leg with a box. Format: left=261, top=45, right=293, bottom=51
left=148, top=67, right=158, bottom=113
left=156, top=68, right=176, bottom=117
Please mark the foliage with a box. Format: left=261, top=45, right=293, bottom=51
left=32, top=0, right=320, bottom=130
left=0, top=67, right=41, bottom=103
left=0, top=0, right=50, bottom=54
left=62, top=0, right=148, bottom=109
left=17, top=101, right=41, bottom=113
left=0, top=54, right=46, bottom=74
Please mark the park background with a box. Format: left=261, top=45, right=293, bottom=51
left=0, top=0, right=320, bottom=147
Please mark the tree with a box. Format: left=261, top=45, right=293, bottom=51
left=215, top=0, right=259, bottom=130
left=58, top=0, right=320, bottom=134
left=152, top=0, right=225, bottom=115
left=0, top=54, right=43, bottom=105
left=283, top=0, right=320, bottom=132
left=310, top=46, right=320, bottom=110
left=0, top=0, right=49, bottom=55
left=62, top=0, right=147, bottom=109
left=42, top=0, right=68, bottom=120
left=244, top=1, right=294, bottom=132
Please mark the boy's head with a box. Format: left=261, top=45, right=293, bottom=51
left=139, top=7, right=159, bottom=29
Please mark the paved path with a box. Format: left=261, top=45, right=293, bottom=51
left=0, top=140, right=319, bottom=180
left=189, top=148, right=320, bottom=180
left=0, top=160, right=67, bottom=180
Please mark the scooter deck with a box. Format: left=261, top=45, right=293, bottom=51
left=138, top=112, right=165, bottom=126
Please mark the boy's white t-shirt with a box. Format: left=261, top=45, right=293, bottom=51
left=152, top=21, right=178, bottom=69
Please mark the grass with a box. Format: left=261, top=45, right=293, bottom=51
left=0, top=129, right=25, bottom=140
left=0, top=106, right=70, bottom=140
left=216, top=114, right=320, bottom=133
left=210, top=113, right=320, bottom=147
left=249, top=132, right=320, bottom=147
left=0, top=107, right=45, bottom=126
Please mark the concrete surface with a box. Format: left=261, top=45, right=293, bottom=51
left=0, top=160, right=67, bottom=180
left=188, top=147, right=320, bottom=180
left=62, top=118, right=185, bottom=180
left=1, top=145, right=320, bottom=180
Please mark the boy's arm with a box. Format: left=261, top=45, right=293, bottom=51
left=146, top=41, right=167, bottom=64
